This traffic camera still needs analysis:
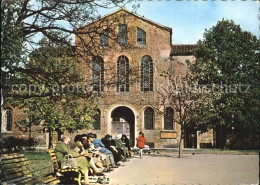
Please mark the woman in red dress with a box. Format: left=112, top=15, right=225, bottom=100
left=136, top=131, right=146, bottom=158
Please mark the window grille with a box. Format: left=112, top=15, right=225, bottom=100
left=100, top=29, right=109, bottom=46
left=144, top=107, right=154, bottom=130
left=3, top=108, right=12, bottom=131
left=93, top=109, right=101, bottom=130
left=141, top=55, right=153, bottom=92
left=118, top=25, right=127, bottom=46
left=164, top=107, right=174, bottom=130
left=137, top=28, right=146, bottom=45
left=92, top=56, right=104, bottom=92
left=117, top=55, right=129, bottom=92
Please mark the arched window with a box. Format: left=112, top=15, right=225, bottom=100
left=137, top=28, right=146, bottom=45
left=144, top=107, right=154, bottom=130
left=3, top=108, right=13, bottom=132
left=100, top=29, right=109, bottom=46
left=164, top=107, right=174, bottom=130
left=117, top=55, right=129, bottom=92
left=92, top=56, right=104, bottom=92
left=93, top=109, right=101, bottom=130
left=141, top=55, right=153, bottom=92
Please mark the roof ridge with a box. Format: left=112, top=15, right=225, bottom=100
left=122, top=8, right=172, bottom=31
left=77, top=8, right=172, bottom=32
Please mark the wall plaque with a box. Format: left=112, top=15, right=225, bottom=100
left=160, top=131, right=177, bottom=139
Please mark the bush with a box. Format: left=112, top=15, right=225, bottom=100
left=1, top=136, right=39, bottom=152
left=227, top=134, right=259, bottom=150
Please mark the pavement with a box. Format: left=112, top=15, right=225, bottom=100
left=101, top=153, right=259, bottom=185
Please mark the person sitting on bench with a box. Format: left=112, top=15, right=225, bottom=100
left=102, top=134, right=124, bottom=165
left=73, top=134, right=104, bottom=175
left=88, top=133, right=118, bottom=168
left=121, top=134, right=132, bottom=157
left=55, top=136, right=90, bottom=185
left=81, top=134, right=113, bottom=172
left=136, top=131, right=146, bottom=158
left=115, top=134, right=129, bottom=161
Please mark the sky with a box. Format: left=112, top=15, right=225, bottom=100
left=26, top=0, right=259, bottom=47
left=97, top=0, right=259, bottom=44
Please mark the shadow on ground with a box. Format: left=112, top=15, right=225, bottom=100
left=141, top=153, right=194, bottom=158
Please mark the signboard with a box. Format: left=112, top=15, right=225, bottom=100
left=160, top=131, right=177, bottom=139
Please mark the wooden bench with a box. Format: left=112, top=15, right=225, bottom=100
left=1, top=153, right=59, bottom=185
left=46, top=149, right=82, bottom=185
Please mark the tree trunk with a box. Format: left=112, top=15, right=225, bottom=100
left=48, top=128, right=53, bottom=149
left=57, top=129, right=63, bottom=141
left=29, top=126, right=32, bottom=139
left=219, top=125, right=227, bottom=150
left=179, top=129, right=184, bottom=158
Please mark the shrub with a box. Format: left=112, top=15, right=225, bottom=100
left=227, top=134, right=259, bottom=150
left=1, top=136, right=39, bottom=152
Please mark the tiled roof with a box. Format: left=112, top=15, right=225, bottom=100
left=170, top=44, right=197, bottom=56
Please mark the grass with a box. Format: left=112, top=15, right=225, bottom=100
left=23, top=150, right=54, bottom=178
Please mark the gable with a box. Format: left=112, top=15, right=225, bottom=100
left=77, top=8, right=172, bottom=33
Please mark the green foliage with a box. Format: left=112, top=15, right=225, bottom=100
left=1, top=1, right=27, bottom=104
left=17, top=95, right=97, bottom=134
left=1, top=0, right=133, bottom=147
left=193, top=19, right=260, bottom=148
left=1, top=0, right=135, bottom=102
left=1, top=136, right=39, bottom=152
left=12, top=36, right=98, bottom=136
left=1, top=1, right=25, bottom=71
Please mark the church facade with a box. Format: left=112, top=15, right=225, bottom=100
left=75, top=9, right=213, bottom=148
left=1, top=9, right=213, bottom=149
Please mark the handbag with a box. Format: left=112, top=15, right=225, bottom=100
left=61, top=154, right=78, bottom=169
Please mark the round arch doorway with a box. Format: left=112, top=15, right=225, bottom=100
left=111, top=106, right=135, bottom=147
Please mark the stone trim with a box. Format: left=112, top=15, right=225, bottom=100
left=170, top=44, right=197, bottom=56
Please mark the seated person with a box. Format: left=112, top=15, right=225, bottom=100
left=101, top=134, right=123, bottom=164
left=115, top=134, right=129, bottom=161
left=73, top=134, right=103, bottom=175
left=88, top=133, right=118, bottom=168
left=81, top=134, right=112, bottom=172
left=55, top=136, right=90, bottom=185
left=121, top=134, right=132, bottom=157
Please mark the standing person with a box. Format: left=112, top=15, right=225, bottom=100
left=55, top=136, right=90, bottom=185
left=136, top=131, right=146, bottom=158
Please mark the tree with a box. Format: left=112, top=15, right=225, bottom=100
left=13, top=36, right=98, bottom=148
left=18, top=95, right=97, bottom=148
left=158, top=59, right=209, bottom=158
left=1, top=0, right=137, bottom=144
left=193, top=19, right=260, bottom=149
left=1, top=0, right=138, bottom=102
left=1, top=1, right=25, bottom=110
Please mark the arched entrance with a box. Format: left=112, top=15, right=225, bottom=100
left=111, top=106, right=135, bottom=146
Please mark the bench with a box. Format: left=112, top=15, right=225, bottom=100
left=46, top=149, right=82, bottom=185
left=1, top=153, right=59, bottom=185
left=131, top=145, right=151, bottom=155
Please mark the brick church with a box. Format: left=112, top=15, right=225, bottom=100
left=1, top=8, right=213, bottom=149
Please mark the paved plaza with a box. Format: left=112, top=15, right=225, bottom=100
left=104, top=153, right=258, bottom=185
